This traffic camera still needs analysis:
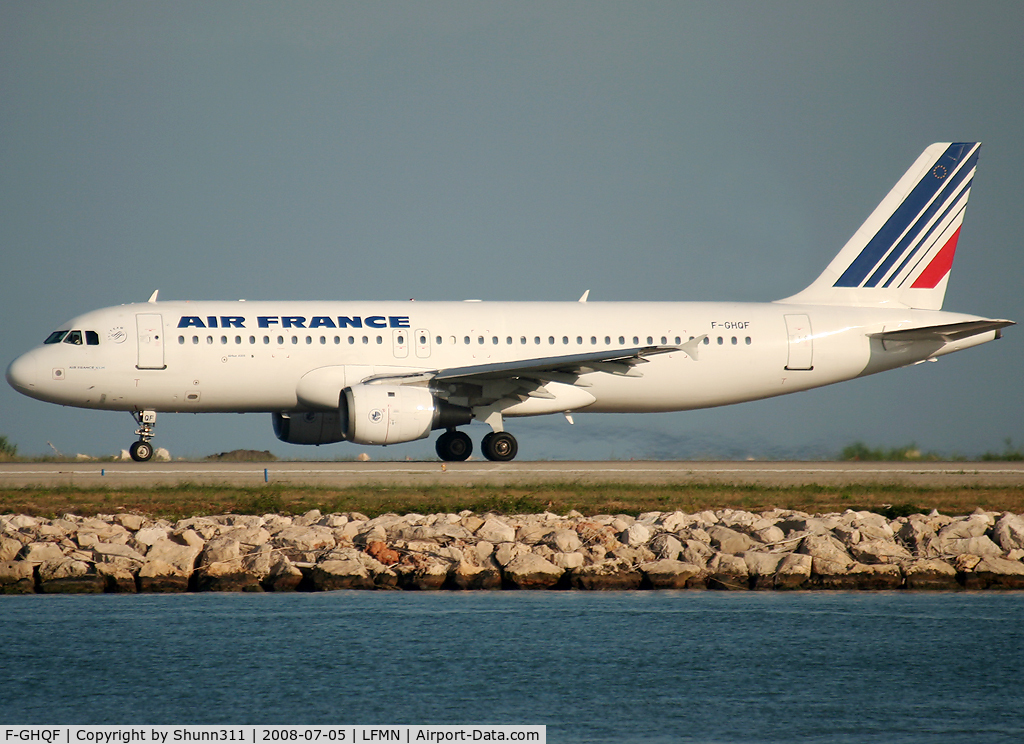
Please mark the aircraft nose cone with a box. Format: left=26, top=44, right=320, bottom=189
left=6, top=353, right=39, bottom=394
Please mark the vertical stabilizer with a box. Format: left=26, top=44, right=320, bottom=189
left=779, top=142, right=980, bottom=310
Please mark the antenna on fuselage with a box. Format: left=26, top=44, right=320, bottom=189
left=147, top=290, right=159, bottom=303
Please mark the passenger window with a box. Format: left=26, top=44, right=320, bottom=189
left=291, top=336, right=298, bottom=345
left=235, top=336, right=242, bottom=344
left=277, top=336, right=284, bottom=345
left=562, top=336, right=569, bottom=345
left=221, top=336, right=227, bottom=344
left=206, top=336, right=213, bottom=344
left=618, top=336, right=625, bottom=345
left=263, top=336, right=270, bottom=344
left=576, top=336, right=582, bottom=344
left=632, top=336, right=639, bottom=345
left=535, top=337, right=541, bottom=344
left=520, top=336, right=526, bottom=344
left=731, top=337, right=738, bottom=345
left=192, top=336, right=199, bottom=345
left=548, top=336, right=555, bottom=344
left=478, top=336, right=484, bottom=345
left=674, top=336, right=681, bottom=344
left=376, top=336, right=382, bottom=344
left=717, top=337, right=724, bottom=345
left=250, top=336, right=256, bottom=344
left=492, top=336, right=498, bottom=345
left=660, top=336, right=667, bottom=344
left=44, top=331, right=69, bottom=344
left=604, top=336, right=610, bottom=344
left=85, top=331, right=99, bottom=345
left=178, top=336, right=185, bottom=345
left=64, top=330, right=83, bottom=345
left=745, top=337, right=752, bottom=345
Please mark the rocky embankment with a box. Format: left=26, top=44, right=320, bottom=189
left=2, top=507, right=1024, bottom=593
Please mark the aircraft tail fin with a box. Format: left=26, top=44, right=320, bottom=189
left=779, top=142, right=980, bottom=310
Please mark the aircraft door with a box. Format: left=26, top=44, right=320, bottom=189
left=392, top=329, right=409, bottom=358
left=136, top=313, right=166, bottom=370
left=415, top=329, right=431, bottom=358
left=784, top=314, right=813, bottom=370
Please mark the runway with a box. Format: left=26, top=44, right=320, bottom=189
left=2, top=460, right=1023, bottom=488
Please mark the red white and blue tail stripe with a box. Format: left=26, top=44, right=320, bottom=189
left=781, top=142, right=980, bottom=310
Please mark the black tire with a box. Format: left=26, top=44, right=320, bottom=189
left=129, top=440, right=154, bottom=462
left=482, top=431, right=518, bottom=462
left=436, top=430, right=472, bottom=461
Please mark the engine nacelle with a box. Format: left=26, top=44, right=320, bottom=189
left=343, top=384, right=470, bottom=445
left=272, top=411, right=346, bottom=445
left=273, top=385, right=471, bottom=446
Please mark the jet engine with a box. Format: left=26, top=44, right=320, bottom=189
left=272, top=411, right=346, bottom=445
left=273, top=384, right=471, bottom=446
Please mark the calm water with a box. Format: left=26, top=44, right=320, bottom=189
left=1, top=591, right=1022, bottom=743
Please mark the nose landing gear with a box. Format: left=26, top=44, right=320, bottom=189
left=129, top=410, right=157, bottom=462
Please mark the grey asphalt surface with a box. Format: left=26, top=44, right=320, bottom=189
left=2, top=460, right=1023, bottom=488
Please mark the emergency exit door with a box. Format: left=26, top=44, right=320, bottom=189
left=136, top=314, right=166, bottom=369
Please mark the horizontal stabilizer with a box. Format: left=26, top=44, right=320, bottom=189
left=868, top=319, right=1014, bottom=343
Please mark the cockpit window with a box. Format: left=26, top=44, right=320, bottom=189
left=85, top=330, right=99, bottom=345
left=64, top=330, right=83, bottom=345
left=45, top=330, right=69, bottom=344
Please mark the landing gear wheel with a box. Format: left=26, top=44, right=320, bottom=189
left=436, top=430, right=472, bottom=461
left=129, top=440, right=154, bottom=462
left=482, top=431, right=518, bottom=462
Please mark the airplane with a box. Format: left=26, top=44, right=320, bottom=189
left=6, top=142, right=1013, bottom=462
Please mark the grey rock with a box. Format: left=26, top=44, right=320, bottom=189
left=475, top=518, right=516, bottom=544
left=849, top=539, right=913, bottom=565
left=961, top=556, right=1024, bottom=590
left=619, top=523, right=651, bottom=547
left=96, top=563, right=137, bottom=592
left=146, top=538, right=201, bottom=574
left=0, top=536, right=23, bottom=562
left=503, top=553, right=564, bottom=589
left=572, top=558, right=643, bottom=590
left=640, top=559, right=704, bottom=589
left=542, top=529, right=583, bottom=553
left=902, top=559, right=959, bottom=590
left=138, top=559, right=190, bottom=592
left=706, top=526, right=756, bottom=555
left=195, top=560, right=263, bottom=592
left=312, top=559, right=373, bottom=590
left=649, top=534, right=683, bottom=561
left=741, top=552, right=784, bottom=589
left=0, top=560, right=35, bottom=594
left=38, top=558, right=104, bottom=593
left=20, top=542, right=65, bottom=564
left=451, top=560, right=502, bottom=590
left=707, top=553, right=749, bottom=590
left=266, top=557, right=304, bottom=591
left=993, top=513, right=1024, bottom=552
left=773, top=553, right=812, bottom=590
left=798, top=534, right=854, bottom=572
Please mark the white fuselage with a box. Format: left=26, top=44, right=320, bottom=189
left=6, top=299, right=996, bottom=416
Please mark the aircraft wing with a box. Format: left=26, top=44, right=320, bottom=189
left=868, top=319, right=1014, bottom=343
left=364, top=342, right=698, bottom=409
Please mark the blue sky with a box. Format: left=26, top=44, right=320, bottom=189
left=2, top=2, right=1022, bottom=460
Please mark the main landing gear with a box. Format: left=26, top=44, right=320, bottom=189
left=129, top=410, right=157, bottom=462
left=435, top=428, right=519, bottom=462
